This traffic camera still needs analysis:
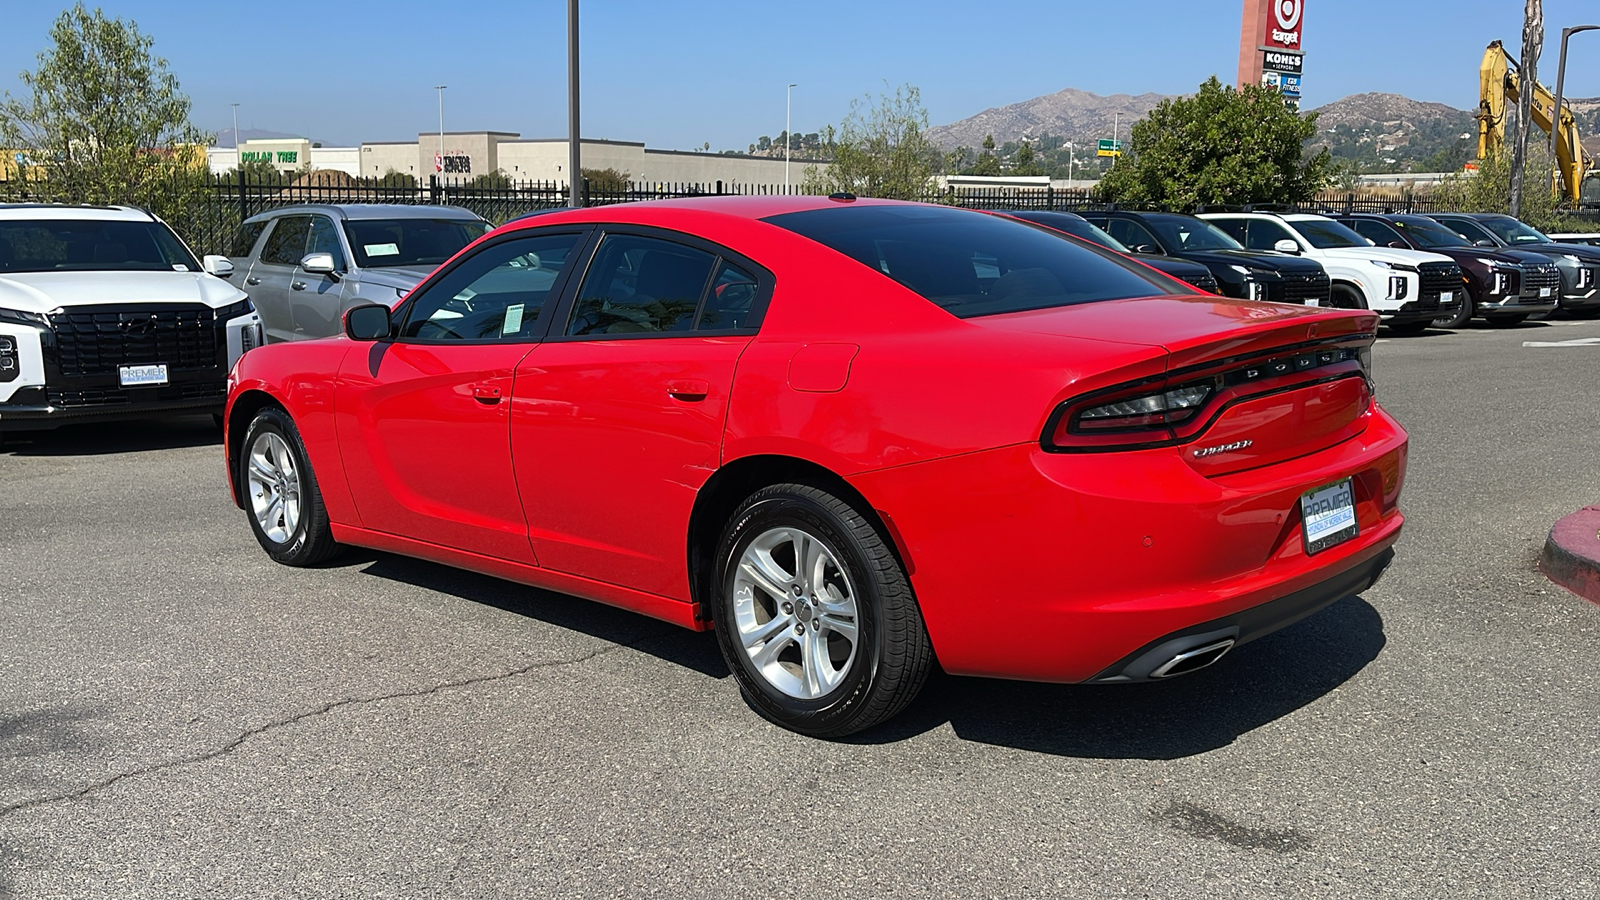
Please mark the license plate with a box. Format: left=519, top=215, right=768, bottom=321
left=118, top=364, right=168, bottom=387
left=1301, top=478, right=1358, bottom=555
left=1540, top=287, right=1553, bottom=298
left=1440, top=291, right=1454, bottom=304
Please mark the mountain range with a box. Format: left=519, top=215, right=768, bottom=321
left=927, top=88, right=1597, bottom=173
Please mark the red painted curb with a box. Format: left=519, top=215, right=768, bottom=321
left=1539, top=505, right=1600, bottom=606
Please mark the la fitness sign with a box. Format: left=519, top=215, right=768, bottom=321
left=1263, top=0, right=1302, bottom=49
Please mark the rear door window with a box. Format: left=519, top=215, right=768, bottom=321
left=764, top=205, right=1177, bottom=318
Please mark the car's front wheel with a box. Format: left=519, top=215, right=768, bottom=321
left=713, top=484, right=932, bottom=738
left=240, top=406, right=340, bottom=566
left=1432, top=294, right=1475, bottom=329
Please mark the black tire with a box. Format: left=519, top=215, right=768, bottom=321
left=1432, top=294, right=1475, bottom=329
left=1329, top=284, right=1367, bottom=310
left=713, top=483, right=932, bottom=738
left=1486, top=314, right=1529, bottom=328
left=239, top=406, right=341, bottom=566
left=1387, top=319, right=1430, bottom=336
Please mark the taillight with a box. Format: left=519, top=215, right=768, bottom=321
left=1045, top=341, right=1372, bottom=452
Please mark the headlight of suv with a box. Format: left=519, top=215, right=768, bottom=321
left=0, top=333, right=18, bottom=382
left=0, top=307, right=48, bottom=328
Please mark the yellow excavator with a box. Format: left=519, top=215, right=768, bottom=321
left=1477, top=40, right=1593, bottom=202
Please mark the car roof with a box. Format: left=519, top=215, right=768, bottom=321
left=0, top=204, right=155, bottom=222
left=244, top=203, right=486, bottom=224
left=492, top=195, right=959, bottom=232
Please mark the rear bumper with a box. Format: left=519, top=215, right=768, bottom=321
left=848, top=405, right=1408, bottom=683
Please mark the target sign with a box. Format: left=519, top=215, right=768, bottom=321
left=1264, top=0, right=1303, bottom=49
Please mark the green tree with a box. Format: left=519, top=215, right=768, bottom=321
left=467, top=169, right=514, bottom=189
left=1012, top=142, right=1042, bottom=176
left=581, top=167, right=631, bottom=191
left=228, top=156, right=281, bottom=184
left=1433, top=148, right=1577, bottom=232
left=1099, top=76, right=1333, bottom=209
left=368, top=167, right=416, bottom=189
left=803, top=83, right=938, bottom=199
left=0, top=4, right=209, bottom=207
left=960, top=133, right=1002, bottom=176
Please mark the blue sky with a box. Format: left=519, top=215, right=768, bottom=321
left=1, top=0, right=1597, bottom=149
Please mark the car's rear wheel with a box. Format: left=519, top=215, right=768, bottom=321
left=1486, top=314, right=1529, bottom=328
left=713, top=484, right=932, bottom=738
left=240, top=407, right=340, bottom=566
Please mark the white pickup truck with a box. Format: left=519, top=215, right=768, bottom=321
left=1200, top=212, right=1464, bottom=334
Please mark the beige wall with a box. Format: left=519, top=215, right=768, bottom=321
left=361, top=143, right=417, bottom=178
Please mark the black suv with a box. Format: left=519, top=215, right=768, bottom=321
left=993, top=211, right=1219, bottom=293
left=1427, top=213, right=1600, bottom=318
left=1079, top=210, right=1331, bottom=305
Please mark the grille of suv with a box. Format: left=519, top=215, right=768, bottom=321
left=1181, top=272, right=1219, bottom=293
left=47, top=382, right=226, bottom=408
left=46, top=304, right=219, bottom=378
left=1418, top=262, right=1464, bottom=309
left=1521, top=264, right=1562, bottom=301
left=1277, top=271, right=1331, bottom=306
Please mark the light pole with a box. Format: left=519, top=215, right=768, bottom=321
left=785, top=83, right=797, bottom=194
left=1551, top=25, right=1599, bottom=160
left=1066, top=141, right=1074, bottom=183
left=434, top=85, right=447, bottom=181
left=230, top=103, right=240, bottom=168
left=568, top=0, right=582, bottom=207
left=1112, top=112, right=1120, bottom=169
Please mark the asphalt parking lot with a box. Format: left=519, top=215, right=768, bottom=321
left=2, top=318, right=1599, bottom=899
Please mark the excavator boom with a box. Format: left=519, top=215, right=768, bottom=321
left=1477, top=40, right=1592, bottom=203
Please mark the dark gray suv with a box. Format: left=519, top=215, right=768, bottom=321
left=227, top=204, right=491, bottom=343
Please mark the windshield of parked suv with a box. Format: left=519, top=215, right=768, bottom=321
left=1477, top=216, right=1550, bottom=245
left=1004, top=212, right=1131, bottom=252
left=765, top=205, right=1181, bottom=318
left=342, top=218, right=492, bottom=268
left=0, top=218, right=200, bottom=274
left=1292, top=218, right=1370, bottom=249
left=1436, top=217, right=1500, bottom=245
left=1143, top=214, right=1243, bottom=251
left=1391, top=218, right=1472, bottom=249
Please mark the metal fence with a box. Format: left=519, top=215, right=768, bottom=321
left=4, top=169, right=1596, bottom=257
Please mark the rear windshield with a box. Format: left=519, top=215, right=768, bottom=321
left=342, top=218, right=492, bottom=268
left=763, top=205, right=1179, bottom=318
left=0, top=218, right=200, bottom=274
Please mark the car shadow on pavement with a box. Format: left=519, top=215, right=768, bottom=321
left=0, top=416, right=220, bottom=456
left=859, top=595, right=1387, bottom=760
left=354, top=552, right=731, bottom=680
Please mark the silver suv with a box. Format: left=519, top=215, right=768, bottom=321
left=227, top=204, right=491, bottom=343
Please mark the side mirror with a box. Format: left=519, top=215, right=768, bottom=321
left=1134, top=244, right=1163, bottom=255
left=1273, top=239, right=1301, bottom=255
left=301, top=252, right=341, bottom=280
left=202, top=254, right=234, bottom=277
left=344, top=304, right=393, bottom=341
left=1474, top=239, right=1496, bottom=248
left=1387, top=241, right=1407, bottom=249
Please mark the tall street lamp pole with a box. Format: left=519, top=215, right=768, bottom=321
left=568, top=0, right=583, bottom=208
left=785, top=83, right=797, bottom=195
left=434, top=85, right=447, bottom=180
left=1066, top=141, right=1074, bottom=183
left=230, top=103, right=240, bottom=166
left=1551, top=25, right=1599, bottom=160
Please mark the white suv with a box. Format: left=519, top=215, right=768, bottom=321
left=1200, top=212, right=1464, bottom=334
left=0, top=205, right=262, bottom=434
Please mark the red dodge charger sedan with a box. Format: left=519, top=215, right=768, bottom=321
left=224, top=196, right=1407, bottom=737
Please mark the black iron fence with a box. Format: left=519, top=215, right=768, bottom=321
left=3, top=168, right=1596, bottom=257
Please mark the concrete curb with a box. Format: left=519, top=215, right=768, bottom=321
left=1539, top=505, right=1600, bottom=606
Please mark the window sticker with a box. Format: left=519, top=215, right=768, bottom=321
left=364, top=242, right=400, bottom=257
left=503, top=303, right=525, bottom=335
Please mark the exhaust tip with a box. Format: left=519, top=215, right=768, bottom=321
left=1150, top=638, right=1237, bottom=679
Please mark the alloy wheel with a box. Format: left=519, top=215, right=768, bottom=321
left=731, top=526, right=861, bottom=700
left=247, top=432, right=302, bottom=544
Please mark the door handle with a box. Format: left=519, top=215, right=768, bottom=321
left=666, top=379, right=710, bottom=401
left=245, top=276, right=261, bottom=286
left=472, top=383, right=503, bottom=405
left=291, top=281, right=307, bottom=291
